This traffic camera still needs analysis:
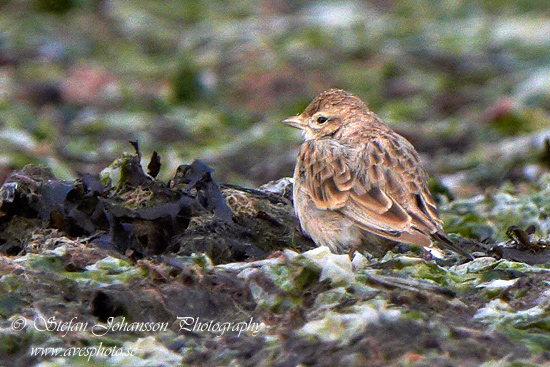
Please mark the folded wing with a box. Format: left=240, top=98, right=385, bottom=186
left=296, top=133, right=443, bottom=247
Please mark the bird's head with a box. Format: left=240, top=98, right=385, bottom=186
left=283, top=88, right=369, bottom=140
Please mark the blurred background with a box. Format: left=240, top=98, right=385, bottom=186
left=1, top=0, right=549, bottom=196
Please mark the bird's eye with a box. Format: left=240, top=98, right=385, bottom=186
left=317, top=116, right=328, bottom=124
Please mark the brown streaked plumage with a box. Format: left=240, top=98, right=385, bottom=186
left=283, top=88, right=470, bottom=258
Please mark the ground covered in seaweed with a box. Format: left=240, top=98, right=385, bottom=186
left=1, top=0, right=550, bottom=366
left=0, top=150, right=549, bottom=367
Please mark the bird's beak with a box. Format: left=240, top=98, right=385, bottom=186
left=282, top=115, right=306, bottom=129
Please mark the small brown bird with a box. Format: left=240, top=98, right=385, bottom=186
left=283, top=88, right=469, bottom=258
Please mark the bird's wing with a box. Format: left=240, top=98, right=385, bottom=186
left=296, top=134, right=442, bottom=246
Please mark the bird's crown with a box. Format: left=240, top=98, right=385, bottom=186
left=302, top=88, right=369, bottom=117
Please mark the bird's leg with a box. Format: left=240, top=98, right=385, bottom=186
left=348, top=246, right=357, bottom=261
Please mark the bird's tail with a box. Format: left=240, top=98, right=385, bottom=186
left=431, top=232, right=473, bottom=260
